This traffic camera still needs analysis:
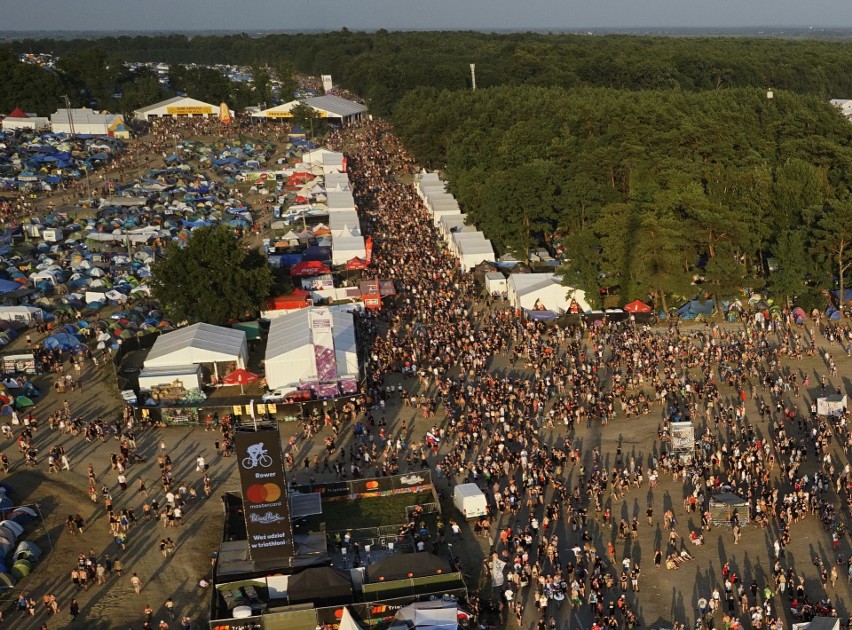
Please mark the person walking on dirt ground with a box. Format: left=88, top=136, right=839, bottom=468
left=131, top=572, right=143, bottom=594
left=165, top=596, right=176, bottom=619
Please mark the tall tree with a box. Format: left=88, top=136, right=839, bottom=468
left=151, top=226, right=273, bottom=325
left=814, top=199, right=852, bottom=303
left=767, top=230, right=811, bottom=308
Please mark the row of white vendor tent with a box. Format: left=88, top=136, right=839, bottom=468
left=416, top=172, right=495, bottom=272
left=301, top=151, right=367, bottom=267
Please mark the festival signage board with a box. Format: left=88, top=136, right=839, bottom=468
left=234, top=428, right=294, bottom=560
left=310, top=308, right=337, bottom=382
left=166, top=106, right=213, bottom=115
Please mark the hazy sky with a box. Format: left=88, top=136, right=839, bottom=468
left=4, top=0, right=852, bottom=31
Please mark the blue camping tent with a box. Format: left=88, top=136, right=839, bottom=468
left=675, top=300, right=716, bottom=320
left=831, top=289, right=852, bottom=303
left=43, top=332, right=82, bottom=351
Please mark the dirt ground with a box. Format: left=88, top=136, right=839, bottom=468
left=6, top=134, right=852, bottom=630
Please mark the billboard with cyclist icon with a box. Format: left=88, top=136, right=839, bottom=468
left=234, top=427, right=295, bottom=559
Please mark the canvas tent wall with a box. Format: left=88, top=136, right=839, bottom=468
left=507, top=273, right=591, bottom=313
left=485, top=272, right=508, bottom=295
left=330, top=210, right=361, bottom=234
left=332, top=235, right=366, bottom=266
left=264, top=308, right=360, bottom=389
left=416, top=171, right=442, bottom=193
left=326, top=190, right=356, bottom=212
left=439, top=215, right=469, bottom=241
left=709, top=492, right=749, bottom=525
left=0, top=306, right=43, bottom=325
left=432, top=207, right=463, bottom=228
left=418, top=182, right=447, bottom=200
left=450, top=231, right=487, bottom=256
left=424, top=192, right=457, bottom=213
left=331, top=310, right=359, bottom=378
left=458, top=239, right=496, bottom=272
left=265, top=309, right=316, bottom=388
left=325, top=173, right=351, bottom=191
left=144, top=323, right=247, bottom=370
left=137, top=365, right=203, bottom=391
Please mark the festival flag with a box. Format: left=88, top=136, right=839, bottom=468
left=365, top=236, right=373, bottom=265
left=219, top=102, right=232, bottom=126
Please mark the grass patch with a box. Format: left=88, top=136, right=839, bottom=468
left=323, top=491, right=434, bottom=531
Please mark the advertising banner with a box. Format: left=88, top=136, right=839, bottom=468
left=234, top=428, right=294, bottom=560
left=166, top=106, right=213, bottom=115
left=321, top=75, right=334, bottom=94
left=310, top=308, right=337, bottom=382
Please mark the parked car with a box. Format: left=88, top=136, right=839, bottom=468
left=261, top=386, right=299, bottom=403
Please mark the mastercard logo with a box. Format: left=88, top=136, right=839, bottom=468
left=365, top=481, right=379, bottom=490
left=246, top=483, right=282, bottom=503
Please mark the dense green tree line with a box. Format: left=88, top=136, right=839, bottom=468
left=7, top=31, right=852, bottom=116
left=394, top=86, right=852, bottom=309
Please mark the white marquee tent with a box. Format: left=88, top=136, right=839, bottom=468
left=507, top=273, right=591, bottom=312
left=326, top=190, right=356, bottom=212
left=144, top=323, right=248, bottom=370
left=330, top=210, right=360, bottom=234
left=457, top=238, right=495, bottom=272
left=133, top=96, right=220, bottom=121
left=332, top=235, right=367, bottom=265
left=265, top=308, right=359, bottom=389
left=265, top=309, right=315, bottom=387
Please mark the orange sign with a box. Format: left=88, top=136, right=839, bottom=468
left=166, top=106, right=212, bottom=115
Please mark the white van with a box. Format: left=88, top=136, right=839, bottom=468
left=453, top=483, right=488, bottom=520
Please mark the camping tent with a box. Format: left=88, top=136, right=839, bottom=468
left=709, top=492, right=749, bottom=525
left=144, top=323, right=248, bottom=370
left=286, top=567, right=353, bottom=605
left=366, top=553, right=452, bottom=583
left=675, top=299, right=715, bottom=320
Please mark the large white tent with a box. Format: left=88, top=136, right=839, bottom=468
left=507, top=273, right=591, bottom=312
left=439, top=215, right=468, bottom=240
left=144, top=323, right=248, bottom=370
left=332, top=235, right=367, bottom=265
left=450, top=231, right=487, bottom=256
left=326, top=190, right=356, bottom=212
left=325, top=172, right=351, bottom=191
left=133, top=96, right=220, bottom=121
left=331, top=309, right=359, bottom=377
left=265, top=308, right=359, bottom=389
left=330, top=210, right=360, bottom=234
left=457, top=238, right=496, bottom=272
left=252, top=95, right=367, bottom=124
left=265, top=309, right=315, bottom=387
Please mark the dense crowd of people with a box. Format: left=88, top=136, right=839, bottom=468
left=0, top=110, right=850, bottom=630
left=326, top=119, right=852, bottom=630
